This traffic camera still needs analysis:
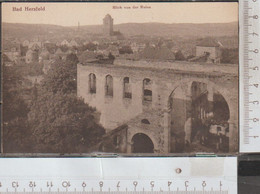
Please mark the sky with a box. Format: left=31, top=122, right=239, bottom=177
left=2, top=2, right=238, bottom=26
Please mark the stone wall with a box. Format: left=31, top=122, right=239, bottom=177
left=77, top=60, right=238, bottom=153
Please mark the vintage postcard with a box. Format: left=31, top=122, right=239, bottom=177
left=2, top=2, right=238, bottom=154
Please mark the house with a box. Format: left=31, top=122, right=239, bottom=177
left=60, top=39, right=70, bottom=47
left=195, top=38, right=222, bottom=63
left=69, top=40, right=79, bottom=47
left=25, top=44, right=40, bottom=64
left=29, top=42, right=42, bottom=49
left=39, top=48, right=50, bottom=62
left=22, top=40, right=30, bottom=47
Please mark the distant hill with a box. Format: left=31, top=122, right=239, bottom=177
left=2, top=22, right=238, bottom=39
left=114, top=22, right=238, bottom=37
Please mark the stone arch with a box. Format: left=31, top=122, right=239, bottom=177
left=165, top=77, right=237, bottom=153
left=165, top=77, right=234, bottom=111
left=131, top=133, right=154, bottom=153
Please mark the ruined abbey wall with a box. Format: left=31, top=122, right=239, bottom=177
left=77, top=60, right=238, bottom=153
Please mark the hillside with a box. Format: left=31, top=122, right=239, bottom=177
left=2, top=22, right=238, bottom=39
left=114, top=22, right=238, bottom=37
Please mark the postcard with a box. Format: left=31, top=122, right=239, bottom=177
left=2, top=2, right=239, bottom=154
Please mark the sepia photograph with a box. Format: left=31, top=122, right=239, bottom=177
left=2, top=2, right=239, bottom=154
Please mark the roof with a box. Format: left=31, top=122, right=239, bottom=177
left=30, top=43, right=40, bottom=51
left=78, top=51, right=97, bottom=63
left=197, top=38, right=220, bottom=47
left=104, top=14, right=112, bottom=19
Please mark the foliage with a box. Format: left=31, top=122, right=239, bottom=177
left=119, top=46, right=133, bottom=54
left=41, top=55, right=78, bottom=94
left=140, top=46, right=175, bottom=61
left=3, top=66, right=29, bottom=122
left=221, top=48, right=239, bottom=64
left=174, top=50, right=186, bottom=61
left=28, top=90, right=105, bottom=153
left=3, top=66, right=32, bottom=152
left=26, top=53, right=105, bottom=153
left=3, top=117, right=33, bottom=153
left=108, top=52, right=115, bottom=60
left=20, top=62, right=44, bottom=76
left=82, top=42, right=97, bottom=51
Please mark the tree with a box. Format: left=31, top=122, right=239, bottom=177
left=119, top=46, right=133, bottom=54
left=221, top=48, right=239, bottom=64
left=3, top=66, right=29, bottom=122
left=84, top=42, right=97, bottom=51
left=2, top=66, right=32, bottom=152
left=28, top=52, right=105, bottom=153
left=174, top=50, right=185, bottom=61
left=28, top=90, right=105, bottom=153
left=66, top=53, right=79, bottom=64
left=41, top=54, right=78, bottom=94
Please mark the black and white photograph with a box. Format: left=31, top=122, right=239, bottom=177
left=2, top=2, right=239, bottom=154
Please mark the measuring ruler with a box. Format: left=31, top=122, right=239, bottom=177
left=240, top=0, right=260, bottom=152
left=0, top=158, right=237, bottom=194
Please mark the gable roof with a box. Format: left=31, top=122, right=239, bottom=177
left=197, top=38, right=220, bottom=47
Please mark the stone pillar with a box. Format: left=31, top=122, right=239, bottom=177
left=113, top=77, right=123, bottom=102
left=228, top=91, right=239, bottom=152
left=181, top=83, right=192, bottom=119
left=163, top=109, right=171, bottom=153
left=132, top=78, right=143, bottom=106
left=126, top=141, right=133, bottom=154
left=228, top=119, right=238, bottom=152
left=228, top=97, right=239, bottom=152
left=207, top=86, right=214, bottom=113
left=96, top=74, right=105, bottom=110
left=152, top=81, right=158, bottom=108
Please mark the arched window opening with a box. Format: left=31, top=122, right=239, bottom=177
left=105, top=75, right=113, bottom=97
left=89, top=73, right=96, bottom=94
left=143, top=78, right=152, bottom=101
left=141, top=119, right=150, bottom=124
left=123, top=77, right=132, bottom=99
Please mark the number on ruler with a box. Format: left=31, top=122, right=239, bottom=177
left=133, top=181, right=138, bottom=191
left=250, top=32, right=258, bottom=36
left=62, top=181, right=71, bottom=188
left=250, top=100, right=259, bottom=104
left=117, top=181, right=120, bottom=191
left=99, top=181, right=103, bottom=191
left=250, top=49, right=259, bottom=53
left=29, top=181, right=36, bottom=188
left=249, top=15, right=259, bottom=19
left=12, top=182, right=19, bottom=188
left=47, top=181, right=53, bottom=187
left=253, top=66, right=259, bottom=70
left=150, top=181, right=155, bottom=190
left=82, top=182, right=86, bottom=188
left=253, top=84, right=259, bottom=88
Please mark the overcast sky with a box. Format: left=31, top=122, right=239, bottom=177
left=2, top=2, right=238, bottom=26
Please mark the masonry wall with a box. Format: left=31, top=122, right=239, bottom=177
left=77, top=61, right=239, bottom=153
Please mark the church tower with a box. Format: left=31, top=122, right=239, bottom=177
left=103, top=14, right=113, bottom=36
